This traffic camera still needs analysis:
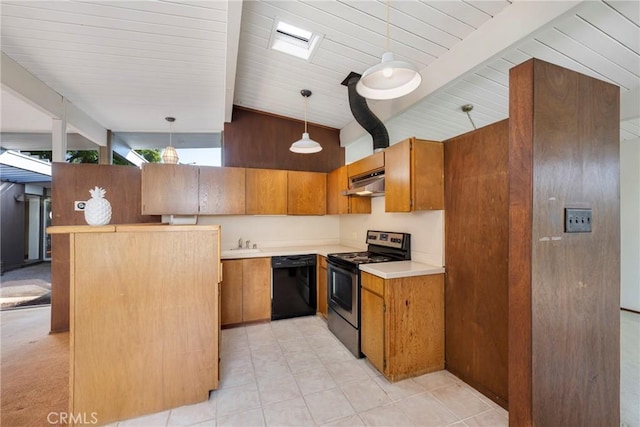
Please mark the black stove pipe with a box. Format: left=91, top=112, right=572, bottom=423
left=341, top=72, right=389, bottom=152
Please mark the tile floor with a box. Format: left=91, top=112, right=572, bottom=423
left=117, top=315, right=507, bottom=426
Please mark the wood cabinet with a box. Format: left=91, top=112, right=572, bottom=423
left=199, top=166, right=246, bottom=215
left=221, top=257, right=271, bottom=326
left=360, top=271, right=444, bottom=382
left=347, top=151, right=384, bottom=178
left=48, top=224, right=220, bottom=425
left=288, top=171, right=326, bottom=215
left=327, top=166, right=371, bottom=214
left=385, top=138, right=444, bottom=212
left=141, top=163, right=199, bottom=215
left=317, top=255, right=328, bottom=318
left=245, top=168, right=288, bottom=215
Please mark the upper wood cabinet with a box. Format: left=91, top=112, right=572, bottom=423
left=385, top=138, right=444, bottom=212
left=288, top=171, right=326, bottom=215
left=327, top=166, right=371, bottom=215
left=245, top=168, right=288, bottom=215
left=141, top=164, right=199, bottom=215
left=199, top=166, right=246, bottom=215
left=347, top=151, right=384, bottom=178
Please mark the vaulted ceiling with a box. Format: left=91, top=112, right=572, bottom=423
left=1, top=0, right=638, bottom=154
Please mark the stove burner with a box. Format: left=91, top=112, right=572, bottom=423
left=330, top=252, right=394, bottom=264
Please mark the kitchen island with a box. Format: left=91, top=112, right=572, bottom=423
left=47, top=224, right=221, bottom=426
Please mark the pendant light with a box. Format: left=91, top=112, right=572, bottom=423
left=289, top=89, right=322, bottom=154
left=356, top=0, right=421, bottom=100
left=162, top=116, right=179, bottom=164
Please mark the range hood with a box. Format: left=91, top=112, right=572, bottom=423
left=342, top=170, right=385, bottom=197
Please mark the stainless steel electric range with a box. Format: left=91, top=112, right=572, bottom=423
left=326, top=230, right=411, bottom=357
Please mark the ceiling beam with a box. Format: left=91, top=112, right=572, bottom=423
left=224, top=0, right=243, bottom=123
left=339, top=0, right=586, bottom=145
left=1, top=52, right=107, bottom=146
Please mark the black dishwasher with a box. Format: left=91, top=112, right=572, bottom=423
left=271, top=255, right=317, bottom=320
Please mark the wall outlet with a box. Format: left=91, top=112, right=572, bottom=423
left=74, top=201, right=86, bottom=211
left=565, top=208, right=592, bottom=233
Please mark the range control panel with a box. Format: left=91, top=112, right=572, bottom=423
left=366, top=230, right=408, bottom=249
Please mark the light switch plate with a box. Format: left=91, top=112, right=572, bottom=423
left=565, top=208, right=592, bottom=233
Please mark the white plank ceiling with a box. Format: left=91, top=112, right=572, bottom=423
left=1, top=0, right=639, bottom=153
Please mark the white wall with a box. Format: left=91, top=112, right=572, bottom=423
left=197, top=214, right=340, bottom=251
left=339, top=197, right=444, bottom=266
left=621, top=138, right=640, bottom=312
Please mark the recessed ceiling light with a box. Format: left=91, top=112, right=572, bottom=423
left=269, top=18, right=323, bottom=61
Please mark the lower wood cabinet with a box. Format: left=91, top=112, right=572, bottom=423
left=361, top=271, right=444, bottom=382
left=317, top=255, right=328, bottom=318
left=221, top=257, right=271, bottom=326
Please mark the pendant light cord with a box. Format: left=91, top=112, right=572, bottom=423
left=169, top=121, right=173, bottom=147
left=386, top=0, right=390, bottom=52
left=304, top=96, right=308, bottom=133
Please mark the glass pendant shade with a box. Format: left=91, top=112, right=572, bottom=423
left=162, top=116, right=179, bottom=164
left=162, top=146, right=179, bottom=164
left=356, top=52, right=422, bottom=100
left=290, top=132, right=322, bottom=153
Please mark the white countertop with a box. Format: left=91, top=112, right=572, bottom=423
left=359, top=261, right=445, bottom=279
left=221, top=244, right=359, bottom=259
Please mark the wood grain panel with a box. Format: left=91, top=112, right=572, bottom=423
left=223, top=106, right=344, bottom=173
left=361, top=269, right=384, bottom=296
left=51, top=163, right=159, bottom=333
left=413, top=140, right=444, bottom=210
left=221, top=260, right=243, bottom=326
left=384, top=139, right=411, bottom=212
left=287, top=171, right=326, bottom=215
left=347, top=151, right=384, bottom=178
left=70, top=227, right=219, bottom=424
left=242, top=257, right=271, bottom=322
left=508, top=60, right=535, bottom=425
left=317, top=255, right=328, bottom=318
left=509, top=58, right=620, bottom=426
left=327, top=166, right=348, bottom=215
left=385, top=274, right=444, bottom=381
left=444, top=120, right=509, bottom=408
left=245, top=168, right=287, bottom=215
left=199, top=166, right=246, bottom=215
left=361, top=287, right=384, bottom=373
left=141, top=163, right=199, bottom=215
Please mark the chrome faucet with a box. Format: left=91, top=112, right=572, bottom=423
left=238, top=238, right=243, bottom=249
left=245, top=240, right=251, bottom=249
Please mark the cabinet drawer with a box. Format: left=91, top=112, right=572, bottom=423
left=361, top=272, right=384, bottom=296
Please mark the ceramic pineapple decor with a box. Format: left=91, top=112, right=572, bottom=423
left=84, top=186, right=112, bottom=226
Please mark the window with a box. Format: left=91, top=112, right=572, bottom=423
left=269, top=19, right=323, bottom=61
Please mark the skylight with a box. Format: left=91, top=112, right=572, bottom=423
left=269, top=19, right=323, bottom=61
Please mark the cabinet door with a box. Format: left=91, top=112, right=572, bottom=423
left=199, top=167, right=246, bottom=215
left=361, top=287, right=385, bottom=373
left=245, top=169, right=287, bottom=215
left=242, top=258, right=271, bottom=322
left=327, top=166, right=348, bottom=215
left=288, top=171, right=326, bottom=215
left=221, top=260, right=243, bottom=326
left=412, top=140, right=444, bottom=210
left=141, top=164, right=199, bottom=215
left=327, top=166, right=371, bottom=214
left=384, top=139, right=412, bottom=212
left=317, top=256, right=328, bottom=318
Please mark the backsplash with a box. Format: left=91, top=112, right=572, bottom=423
left=339, top=197, right=444, bottom=266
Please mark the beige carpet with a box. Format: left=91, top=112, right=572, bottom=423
left=1, top=306, right=68, bottom=426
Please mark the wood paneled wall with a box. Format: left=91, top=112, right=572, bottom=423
left=444, top=119, right=509, bottom=408
left=508, top=59, right=620, bottom=426
left=50, top=163, right=159, bottom=332
left=223, top=106, right=344, bottom=172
